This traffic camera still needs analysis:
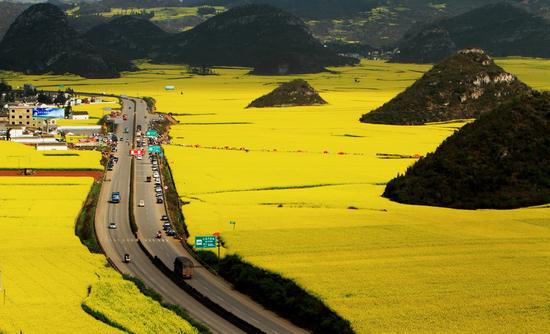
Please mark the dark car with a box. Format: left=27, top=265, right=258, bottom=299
left=166, top=228, right=176, bottom=236
left=156, top=197, right=164, bottom=204
left=146, top=176, right=152, bottom=182
left=163, top=223, right=172, bottom=231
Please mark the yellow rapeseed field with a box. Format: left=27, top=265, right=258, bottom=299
left=0, top=141, right=102, bottom=170
left=4, top=58, right=550, bottom=333
left=0, top=177, right=197, bottom=333
left=83, top=270, right=199, bottom=334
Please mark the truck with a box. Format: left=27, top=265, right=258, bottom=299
left=174, top=257, right=194, bottom=279
left=111, top=191, right=121, bottom=203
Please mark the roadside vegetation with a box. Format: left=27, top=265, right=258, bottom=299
left=83, top=269, right=199, bottom=334
left=121, top=275, right=211, bottom=334
left=198, top=252, right=353, bottom=333
left=75, top=179, right=103, bottom=253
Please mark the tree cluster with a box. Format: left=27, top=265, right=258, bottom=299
left=384, top=92, right=550, bottom=209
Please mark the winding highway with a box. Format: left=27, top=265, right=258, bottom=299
left=95, top=97, right=308, bottom=334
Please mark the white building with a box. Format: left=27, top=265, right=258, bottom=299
left=70, top=111, right=89, bottom=120
left=7, top=104, right=58, bottom=128
left=36, top=142, right=68, bottom=151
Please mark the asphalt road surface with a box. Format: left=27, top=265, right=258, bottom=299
left=96, top=97, right=308, bottom=334
left=94, top=99, right=244, bottom=334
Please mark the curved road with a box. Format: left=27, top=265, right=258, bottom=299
left=96, top=97, right=308, bottom=334
left=95, top=99, right=244, bottom=334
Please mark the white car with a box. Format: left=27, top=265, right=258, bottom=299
left=138, top=200, right=145, bottom=207
left=153, top=172, right=160, bottom=178
left=108, top=222, right=117, bottom=229
left=137, top=155, right=143, bottom=160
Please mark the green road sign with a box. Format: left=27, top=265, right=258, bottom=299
left=148, top=145, right=161, bottom=153
left=195, top=236, right=217, bottom=249
left=146, top=129, right=159, bottom=138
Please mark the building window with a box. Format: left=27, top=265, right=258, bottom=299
left=26, top=122, right=29, bottom=125
left=11, top=110, right=15, bottom=113
left=18, top=121, right=22, bottom=125
left=26, top=115, right=30, bottom=118
left=19, top=115, right=22, bottom=119
left=11, top=115, right=15, bottom=118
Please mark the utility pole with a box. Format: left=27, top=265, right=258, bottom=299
left=217, top=237, right=221, bottom=262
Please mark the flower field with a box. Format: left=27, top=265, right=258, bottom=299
left=4, top=58, right=550, bottom=333
left=0, top=141, right=102, bottom=170
left=0, top=176, right=196, bottom=333
left=82, top=271, right=199, bottom=334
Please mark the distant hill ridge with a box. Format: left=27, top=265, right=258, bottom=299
left=361, top=49, right=532, bottom=125
left=0, top=3, right=134, bottom=78
left=86, top=4, right=358, bottom=74
left=392, top=2, right=550, bottom=64
left=383, top=91, right=550, bottom=209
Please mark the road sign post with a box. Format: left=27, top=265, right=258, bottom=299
left=146, top=129, right=158, bottom=138
left=148, top=145, right=162, bottom=154
left=213, top=232, right=221, bottom=261
left=194, top=236, right=217, bottom=249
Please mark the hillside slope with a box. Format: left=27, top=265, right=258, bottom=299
left=361, top=49, right=531, bottom=125
left=84, top=15, right=170, bottom=60
left=392, top=2, right=550, bottom=63
left=154, top=4, right=358, bottom=74
left=247, top=79, right=327, bottom=108
left=384, top=91, right=550, bottom=209
left=0, top=3, right=134, bottom=78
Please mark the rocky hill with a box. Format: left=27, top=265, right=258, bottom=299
left=84, top=15, right=170, bottom=60
left=247, top=79, right=327, bottom=108
left=360, top=49, right=532, bottom=125
left=383, top=91, right=550, bottom=210
left=392, top=2, right=550, bottom=63
left=154, top=4, right=358, bottom=74
left=0, top=3, right=134, bottom=78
